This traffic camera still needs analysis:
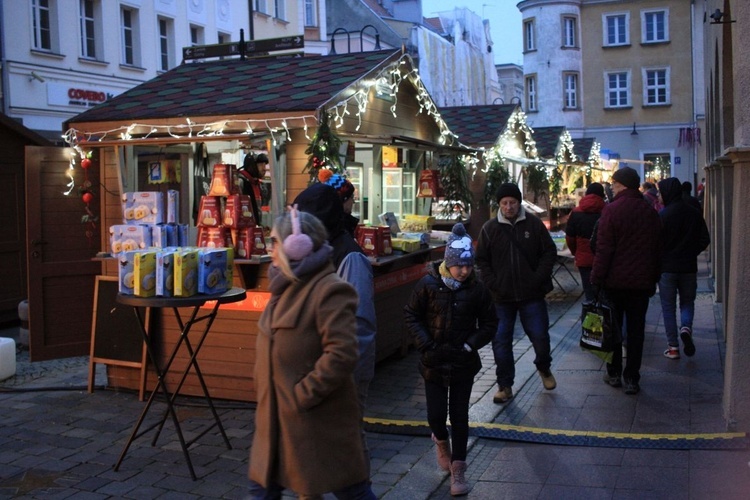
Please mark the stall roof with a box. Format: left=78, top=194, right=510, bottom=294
left=572, top=137, right=595, bottom=163
left=65, top=49, right=404, bottom=127
left=439, top=104, right=518, bottom=148
left=531, top=126, right=566, bottom=159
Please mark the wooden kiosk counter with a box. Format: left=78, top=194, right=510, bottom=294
left=67, top=49, right=468, bottom=403
left=105, top=244, right=443, bottom=403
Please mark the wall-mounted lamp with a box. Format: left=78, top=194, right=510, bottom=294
left=630, top=122, right=639, bottom=136
left=709, top=9, right=735, bottom=24
left=28, top=71, right=45, bottom=83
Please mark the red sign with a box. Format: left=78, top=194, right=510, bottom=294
left=374, top=264, right=427, bottom=293
left=201, top=291, right=271, bottom=312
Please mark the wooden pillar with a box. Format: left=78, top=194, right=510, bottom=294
left=723, top=147, right=750, bottom=431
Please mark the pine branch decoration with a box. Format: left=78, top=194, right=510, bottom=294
left=436, top=155, right=473, bottom=220
left=303, top=112, right=343, bottom=183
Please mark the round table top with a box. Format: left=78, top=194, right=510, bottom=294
left=116, top=287, right=247, bottom=308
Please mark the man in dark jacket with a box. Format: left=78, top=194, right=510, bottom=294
left=476, top=183, right=558, bottom=404
left=592, top=167, right=662, bottom=395
left=565, top=183, right=606, bottom=302
left=657, top=177, right=710, bottom=360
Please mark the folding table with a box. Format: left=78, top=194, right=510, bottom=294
left=113, top=287, right=247, bottom=479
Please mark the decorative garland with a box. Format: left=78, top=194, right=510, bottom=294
left=303, top=112, right=343, bottom=183
left=436, top=155, right=473, bottom=220
left=78, top=151, right=99, bottom=246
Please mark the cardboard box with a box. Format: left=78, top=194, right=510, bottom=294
left=197, top=226, right=233, bottom=249
left=118, top=251, right=137, bottom=295
left=400, top=214, right=436, bottom=233
left=155, top=248, right=177, bottom=297
left=236, top=226, right=266, bottom=257
left=122, top=191, right=164, bottom=225
left=109, top=224, right=130, bottom=255
left=207, top=163, right=236, bottom=197
left=120, top=225, right=152, bottom=252
left=197, top=196, right=222, bottom=227
left=357, top=226, right=393, bottom=257
left=174, top=248, right=199, bottom=297
left=167, top=189, right=179, bottom=223
left=223, top=194, right=254, bottom=228
left=133, top=251, right=157, bottom=297
left=198, top=248, right=232, bottom=294
left=391, top=237, right=422, bottom=253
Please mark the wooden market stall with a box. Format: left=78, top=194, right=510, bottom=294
left=64, top=49, right=465, bottom=402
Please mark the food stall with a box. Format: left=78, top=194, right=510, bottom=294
left=64, top=49, right=467, bottom=402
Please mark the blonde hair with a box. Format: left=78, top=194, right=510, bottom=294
left=271, top=210, right=328, bottom=281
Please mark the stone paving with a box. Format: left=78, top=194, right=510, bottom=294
left=1, top=254, right=749, bottom=499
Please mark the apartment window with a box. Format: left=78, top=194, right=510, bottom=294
left=642, top=10, right=668, bottom=43
left=275, top=0, right=286, bottom=21
left=603, top=13, right=629, bottom=46
left=605, top=71, right=630, bottom=108
left=304, top=0, right=316, bottom=27
left=158, top=18, right=174, bottom=71
left=120, top=6, right=140, bottom=66
left=190, top=25, right=204, bottom=46
left=643, top=68, right=670, bottom=105
left=255, top=0, right=268, bottom=15
left=525, top=75, right=537, bottom=111
left=32, top=0, right=57, bottom=51
left=563, top=73, right=579, bottom=109
left=79, top=0, right=101, bottom=59
left=643, top=153, right=671, bottom=180
left=523, top=19, right=536, bottom=52
left=562, top=16, right=577, bottom=48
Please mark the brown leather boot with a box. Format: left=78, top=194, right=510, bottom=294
left=450, top=460, right=469, bottom=496
left=431, top=433, right=451, bottom=471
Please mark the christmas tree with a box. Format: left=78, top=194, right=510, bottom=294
left=303, top=112, right=343, bottom=183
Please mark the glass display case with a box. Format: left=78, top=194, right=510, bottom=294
left=382, top=168, right=415, bottom=218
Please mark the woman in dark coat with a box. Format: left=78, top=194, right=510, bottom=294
left=403, top=223, right=496, bottom=496
left=248, top=208, right=374, bottom=499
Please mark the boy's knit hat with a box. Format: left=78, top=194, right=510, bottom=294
left=444, top=223, right=474, bottom=268
left=318, top=169, right=355, bottom=202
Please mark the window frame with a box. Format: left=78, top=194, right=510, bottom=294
left=641, top=9, right=669, bottom=44
left=79, top=0, right=102, bottom=60
left=190, top=24, right=204, bottom=46
left=120, top=6, right=140, bottom=66
left=157, top=16, right=175, bottom=72
left=274, top=0, right=286, bottom=21
left=602, top=12, right=630, bottom=47
left=523, top=19, right=536, bottom=52
left=563, top=72, right=579, bottom=109
left=304, top=0, right=317, bottom=27
left=642, top=67, right=670, bottom=106
left=32, top=0, right=58, bottom=52
left=562, top=15, right=578, bottom=48
left=525, top=74, right=537, bottom=112
left=255, top=0, right=269, bottom=15
left=604, top=70, right=631, bottom=108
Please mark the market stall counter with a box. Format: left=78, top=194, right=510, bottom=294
left=104, top=244, right=443, bottom=403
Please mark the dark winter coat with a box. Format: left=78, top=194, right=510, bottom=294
left=591, top=188, right=662, bottom=293
left=658, top=178, right=710, bottom=273
left=403, top=262, right=497, bottom=386
left=476, top=208, right=557, bottom=302
left=565, top=194, right=606, bottom=268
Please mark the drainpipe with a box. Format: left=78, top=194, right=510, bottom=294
left=248, top=0, right=255, bottom=40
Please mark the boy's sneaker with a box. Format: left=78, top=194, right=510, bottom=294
left=680, top=327, right=696, bottom=357
left=538, top=369, right=557, bottom=390
left=663, top=346, right=680, bottom=359
left=493, top=386, right=513, bottom=404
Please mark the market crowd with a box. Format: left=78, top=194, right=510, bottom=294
left=246, top=168, right=709, bottom=499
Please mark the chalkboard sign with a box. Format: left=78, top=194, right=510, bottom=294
left=88, top=275, right=148, bottom=400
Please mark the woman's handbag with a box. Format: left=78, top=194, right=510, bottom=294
left=580, top=294, right=621, bottom=363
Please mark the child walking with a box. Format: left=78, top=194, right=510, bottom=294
left=403, top=223, right=497, bottom=496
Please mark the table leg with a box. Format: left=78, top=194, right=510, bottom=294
left=114, top=306, right=197, bottom=480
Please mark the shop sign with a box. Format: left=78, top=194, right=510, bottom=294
left=47, top=82, right=118, bottom=108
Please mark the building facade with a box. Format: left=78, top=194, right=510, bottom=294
left=518, top=0, right=706, bottom=186
left=0, top=0, right=327, bottom=143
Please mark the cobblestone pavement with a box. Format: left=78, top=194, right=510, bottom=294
left=1, top=255, right=749, bottom=499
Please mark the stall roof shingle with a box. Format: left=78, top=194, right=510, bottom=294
left=66, top=50, right=403, bottom=126
left=572, top=137, right=595, bottom=163
left=532, top=126, right=566, bottom=159
left=439, top=104, right=518, bottom=147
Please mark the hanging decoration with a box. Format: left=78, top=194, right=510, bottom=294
left=78, top=151, right=99, bottom=246
left=303, top=112, right=343, bottom=183
left=483, top=157, right=511, bottom=208
left=435, top=155, right=473, bottom=220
